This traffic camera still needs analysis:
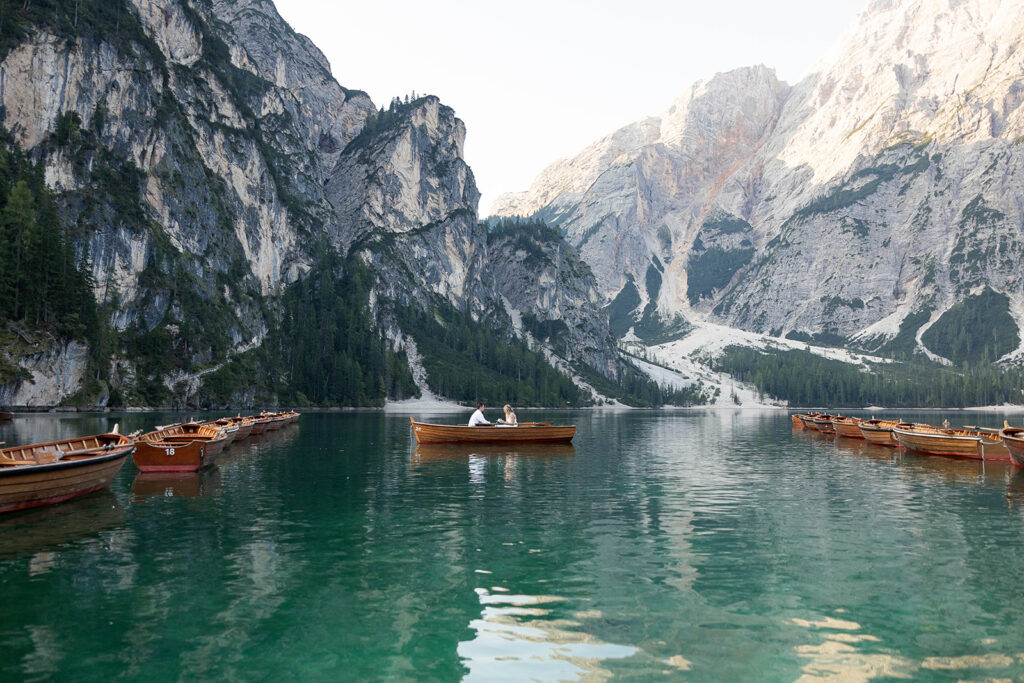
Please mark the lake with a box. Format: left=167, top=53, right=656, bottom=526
left=2, top=410, right=1024, bottom=681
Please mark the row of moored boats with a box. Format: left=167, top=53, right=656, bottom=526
left=0, top=411, right=299, bottom=513
left=792, top=412, right=1024, bottom=466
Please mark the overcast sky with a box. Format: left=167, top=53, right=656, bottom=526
left=275, top=0, right=866, bottom=215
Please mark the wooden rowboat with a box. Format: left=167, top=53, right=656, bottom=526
left=798, top=413, right=823, bottom=430
left=831, top=416, right=863, bottom=439
left=203, top=418, right=239, bottom=445
left=892, top=424, right=1010, bottom=462
left=0, top=432, right=134, bottom=513
left=133, top=423, right=229, bottom=473
left=410, top=417, right=575, bottom=444
left=811, top=414, right=837, bottom=433
left=225, top=416, right=255, bottom=441
left=999, top=422, right=1024, bottom=467
left=857, top=419, right=905, bottom=447
left=0, top=411, right=12, bottom=422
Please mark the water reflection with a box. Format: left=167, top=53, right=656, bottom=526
left=413, top=442, right=575, bottom=462
left=131, top=467, right=223, bottom=499
left=0, top=489, right=123, bottom=559
left=458, top=587, right=639, bottom=681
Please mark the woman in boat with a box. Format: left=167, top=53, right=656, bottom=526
left=497, top=404, right=518, bottom=427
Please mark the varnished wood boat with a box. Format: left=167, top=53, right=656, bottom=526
left=791, top=414, right=805, bottom=428
left=259, top=411, right=288, bottom=432
left=892, top=423, right=1010, bottom=461
left=225, top=416, right=254, bottom=440
left=857, top=419, right=905, bottom=447
left=203, top=418, right=239, bottom=445
left=0, top=411, right=12, bottom=422
left=410, top=417, right=575, bottom=444
left=798, top=413, right=823, bottom=430
left=831, top=416, right=864, bottom=439
left=811, top=414, right=837, bottom=433
left=0, top=432, right=134, bottom=513
left=133, top=423, right=230, bottom=473
left=249, top=416, right=269, bottom=436
left=999, top=422, right=1024, bottom=467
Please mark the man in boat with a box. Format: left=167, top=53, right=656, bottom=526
left=468, top=403, right=491, bottom=427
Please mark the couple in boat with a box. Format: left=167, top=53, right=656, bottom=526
left=468, top=403, right=517, bottom=427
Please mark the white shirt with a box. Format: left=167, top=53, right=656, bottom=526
left=468, top=409, right=490, bottom=426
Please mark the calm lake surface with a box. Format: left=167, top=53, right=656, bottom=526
left=2, top=410, right=1024, bottom=681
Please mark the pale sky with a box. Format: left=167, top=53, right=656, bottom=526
left=275, top=1, right=866, bottom=216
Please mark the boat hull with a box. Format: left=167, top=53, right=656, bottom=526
left=0, top=436, right=133, bottom=513
left=410, top=419, right=575, bottom=445
left=858, top=420, right=901, bottom=447
left=893, top=426, right=1010, bottom=461
left=832, top=419, right=864, bottom=439
left=133, top=424, right=229, bottom=472
left=999, top=428, right=1024, bottom=467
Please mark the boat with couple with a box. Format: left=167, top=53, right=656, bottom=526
left=410, top=403, right=575, bottom=444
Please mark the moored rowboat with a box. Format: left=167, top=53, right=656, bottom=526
left=203, top=418, right=239, bottom=445
left=225, top=416, right=254, bottom=440
left=410, top=418, right=575, bottom=444
left=857, top=419, right=906, bottom=447
left=892, top=424, right=1010, bottom=461
left=798, top=413, right=823, bottom=430
left=0, top=432, right=134, bottom=513
left=811, top=414, right=837, bottom=433
left=999, top=422, right=1024, bottom=467
left=832, top=416, right=863, bottom=439
left=133, top=423, right=229, bottom=473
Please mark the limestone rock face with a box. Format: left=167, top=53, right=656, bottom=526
left=494, top=66, right=789, bottom=326
left=493, top=0, right=1024, bottom=349
left=328, top=97, right=486, bottom=313
left=0, top=0, right=622, bottom=403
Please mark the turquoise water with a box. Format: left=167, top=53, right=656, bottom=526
left=2, top=410, right=1024, bottom=681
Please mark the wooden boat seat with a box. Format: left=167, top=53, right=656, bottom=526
left=34, top=450, right=60, bottom=464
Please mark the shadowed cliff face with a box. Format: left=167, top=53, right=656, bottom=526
left=492, top=0, right=1024, bottom=357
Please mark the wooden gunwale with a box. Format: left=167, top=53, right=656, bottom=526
left=410, top=418, right=575, bottom=444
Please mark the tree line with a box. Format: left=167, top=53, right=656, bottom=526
left=714, top=346, right=1024, bottom=408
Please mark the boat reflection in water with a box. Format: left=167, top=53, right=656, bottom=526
left=0, top=488, right=124, bottom=560
left=131, top=466, right=223, bottom=499
left=413, top=443, right=575, bottom=483
left=413, top=442, right=575, bottom=463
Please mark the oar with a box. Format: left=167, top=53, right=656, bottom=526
left=962, top=425, right=1002, bottom=433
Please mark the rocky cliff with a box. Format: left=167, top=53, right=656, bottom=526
left=492, top=0, right=1024, bottom=363
left=0, top=0, right=626, bottom=406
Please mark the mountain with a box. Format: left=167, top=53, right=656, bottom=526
left=0, top=0, right=645, bottom=407
left=492, top=0, right=1024, bottom=366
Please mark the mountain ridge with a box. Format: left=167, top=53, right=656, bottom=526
left=491, top=0, right=1024, bottom=366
